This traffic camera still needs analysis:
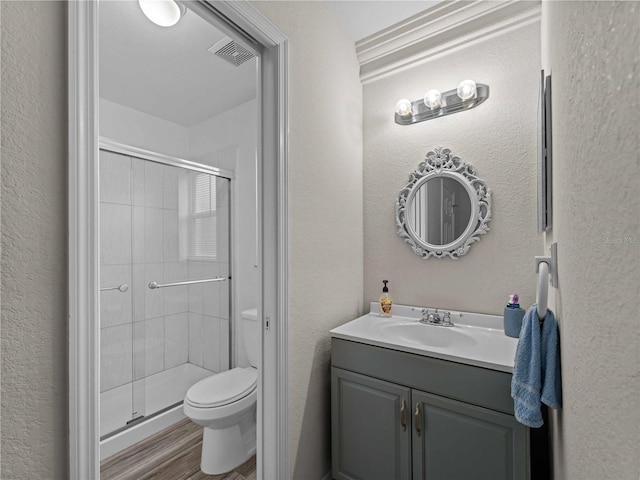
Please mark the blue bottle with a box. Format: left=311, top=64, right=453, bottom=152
left=503, top=294, right=525, bottom=338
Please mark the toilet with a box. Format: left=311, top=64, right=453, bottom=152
left=184, top=308, right=258, bottom=475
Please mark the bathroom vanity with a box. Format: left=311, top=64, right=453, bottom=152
left=330, top=305, right=548, bottom=480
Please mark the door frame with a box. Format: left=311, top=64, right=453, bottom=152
left=67, top=1, right=290, bottom=478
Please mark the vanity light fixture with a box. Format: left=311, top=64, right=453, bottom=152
left=395, top=79, right=489, bottom=125
left=139, top=0, right=185, bottom=27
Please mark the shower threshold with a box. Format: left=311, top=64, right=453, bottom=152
left=100, top=363, right=213, bottom=459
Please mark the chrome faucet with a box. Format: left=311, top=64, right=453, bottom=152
left=420, top=308, right=454, bottom=327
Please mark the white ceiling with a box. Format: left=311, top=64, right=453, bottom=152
left=325, top=1, right=442, bottom=42
left=99, top=1, right=258, bottom=127
left=99, top=1, right=438, bottom=127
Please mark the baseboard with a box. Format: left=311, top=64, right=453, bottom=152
left=321, top=470, right=332, bottom=480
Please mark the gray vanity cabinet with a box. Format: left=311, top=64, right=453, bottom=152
left=331, top=369, right=411, bottom=480
left=411, top=390, right=528, bottom=480
left=331, top=338, right=530, bottom=480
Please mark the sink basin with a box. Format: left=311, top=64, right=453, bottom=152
left=379, top=323, right=477, bottom=349
left=330, top=304, right=519, bottom=372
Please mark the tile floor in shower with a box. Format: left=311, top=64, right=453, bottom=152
left=101, top=418, right=256, bottom=480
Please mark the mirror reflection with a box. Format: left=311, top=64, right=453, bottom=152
left=408, top=177, right=472, bottom=246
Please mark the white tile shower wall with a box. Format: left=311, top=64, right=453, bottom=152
left=100, top=264, right=132, bottom=328
left=203, top=316, right=221, bottom=373
left=100, top=150, right=132, bottom=204
left=163, top=262, right=189, bottom=315
left=142, top=317, right=165, bottom=377
left=143, top=208, right=164, bottom=264
left=165, top=313, right=189, bottom=369
left=100, top=202, right=132, bottom=266
left=100, top=149, right=230, bottom=394
left=101, top=323, right=133, bottom=391
left=188, top=313, right=204, bottom=367
left=187, top=259, right=230, bottom=374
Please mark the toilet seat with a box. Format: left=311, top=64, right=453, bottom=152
left=186, top=368, right=257, bottom=408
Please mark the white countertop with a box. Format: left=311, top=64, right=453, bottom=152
left=330, top=303, right=518, bottom=373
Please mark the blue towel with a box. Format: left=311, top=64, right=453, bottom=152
left=511, top=305, right=562, bottom=428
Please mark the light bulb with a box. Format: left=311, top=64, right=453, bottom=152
left=139, top=0, right=184, bottom=27
left=395, top=99, right=413, bottom=117
left=423, top=90, right=442, bottom=110
left=457, top=79, right=477, bottom=101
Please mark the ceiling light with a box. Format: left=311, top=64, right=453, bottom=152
left=139, top=0, right=185, bottom=27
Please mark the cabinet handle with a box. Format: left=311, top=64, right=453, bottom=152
left=414, top=403, right=421, bottom=437
left=400, top=398, right=407, bottom=431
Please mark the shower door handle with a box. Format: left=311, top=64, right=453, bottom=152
left=100, top=284, right=129, bottom=293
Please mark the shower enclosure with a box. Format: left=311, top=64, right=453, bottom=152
left=98, top=143, right=232, bottom=439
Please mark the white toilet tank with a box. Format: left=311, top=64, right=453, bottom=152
left=241, top=308, right=258, bottom=367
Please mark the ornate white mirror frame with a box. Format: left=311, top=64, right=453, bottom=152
left=396, top=147, right=491, bottom=259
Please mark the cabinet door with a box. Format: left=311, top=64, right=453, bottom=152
left=331, top=367, right=411, bottom=480
left=412, top=390, right=529, bottom=480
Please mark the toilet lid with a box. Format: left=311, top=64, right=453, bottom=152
left=186, top=368, right=257, bottom=408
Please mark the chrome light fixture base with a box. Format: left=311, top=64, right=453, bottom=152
left=395, top=84, right=489, bottom=125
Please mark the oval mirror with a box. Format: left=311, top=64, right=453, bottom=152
left=396, top=147, right=491, bottom=259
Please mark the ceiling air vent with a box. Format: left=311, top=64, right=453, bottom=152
left=209, top=37, right=255, bottom=67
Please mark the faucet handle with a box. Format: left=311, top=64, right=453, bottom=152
left=442, top=311, right=453, bottom=326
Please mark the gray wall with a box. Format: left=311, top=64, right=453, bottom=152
left=0, top=1, right=68, bottom=478
left=251, top=3, right=364, bottom=477
left=543, top=2, right=640, bottom=479
left=363, top=21, right=542, bottom=315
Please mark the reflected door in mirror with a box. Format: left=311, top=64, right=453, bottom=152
left=408, top=177, right=472, bottom=246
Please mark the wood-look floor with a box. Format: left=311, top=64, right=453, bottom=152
left=101, top=419, right=256, bottom=480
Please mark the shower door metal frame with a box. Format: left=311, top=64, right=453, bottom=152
left=68, top=1, right=290, bottom=479
left=98, top=138, right=236, bottom=435
left=100, top=138, right=236, bottom=181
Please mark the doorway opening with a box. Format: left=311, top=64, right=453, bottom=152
left=68, top=1, right=289, bottom=478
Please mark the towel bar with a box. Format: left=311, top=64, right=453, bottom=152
left=148, top=277, right=227, bottom=290
left=536, top=262, right=549, bottom=320
left=535, top=243, right=557, bottom=320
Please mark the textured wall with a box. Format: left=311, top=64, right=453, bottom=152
left=0, top=2, right=68, bottom=479
left=250, top=2, right=364, bottom=478
left=363, top=22, right=541, bottom=315
left=544, top=2, right=640, bottom=479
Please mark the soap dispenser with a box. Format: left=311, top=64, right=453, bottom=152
left=503, top=294, right=525, bottom=338
left=379, top=280, right=393, bottom=317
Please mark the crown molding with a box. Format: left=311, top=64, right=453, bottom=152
left=357, top=0, right=541, bottom=84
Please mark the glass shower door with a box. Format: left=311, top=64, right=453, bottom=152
left=99, top=148, right=231, bottom=438
left=98, top=148, right=137, bottom=438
